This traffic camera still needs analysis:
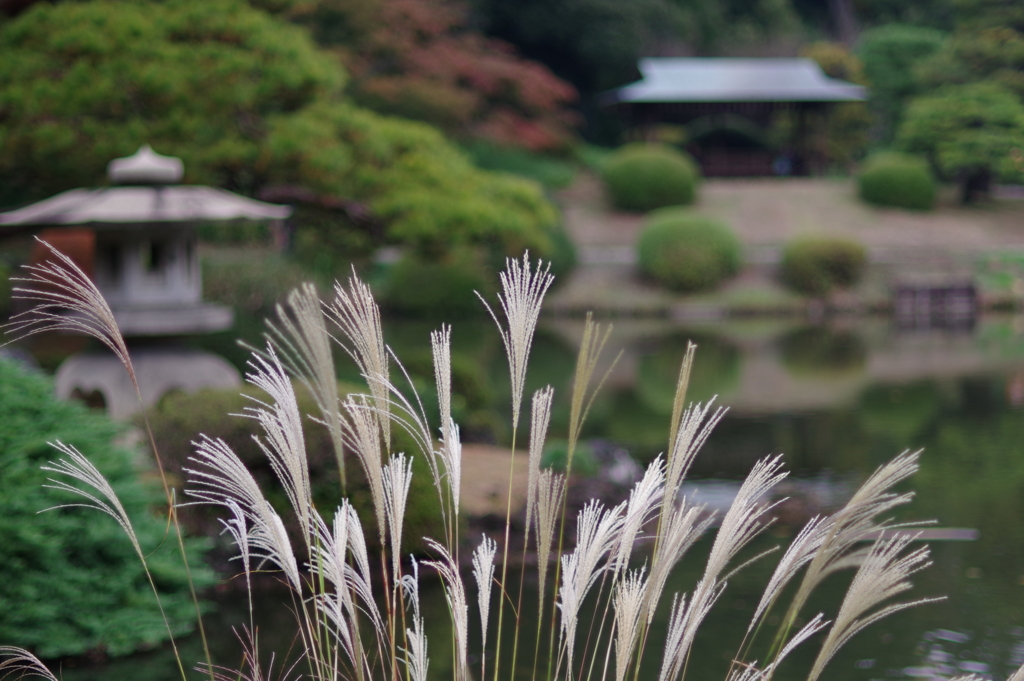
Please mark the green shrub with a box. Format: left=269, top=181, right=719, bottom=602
left=637, top=210, right=741, bottom=292
left=381, top=248, right=497, bottom=318
left=0, top=359, right=212, bottom=659
left=857, top=151, right=936, bottom=210
left=602, top=143, right=700, bottom=212
left=780, top=238, right=867, bottom=295
left=462, top=141, right=577, bottom=189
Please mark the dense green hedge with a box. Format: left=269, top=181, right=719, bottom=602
left=0, top=359, right=212, bottom=659
left=637, top=209, right=741, bottom=292
left=857, top=151, right=936, bottom=210
left=780, top=237, right=867, bottom=295
left=602, top=144, right=700, bottom=212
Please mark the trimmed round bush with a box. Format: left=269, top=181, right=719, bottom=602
left=858, top=152, right=936, bottom=210
left=780, top=238, right=867, bottom=295
left=637, top=210, right=741, bottom=292
left=602, top=143, right=700, bottom=212
left=381, top=248, right=496, bottom=318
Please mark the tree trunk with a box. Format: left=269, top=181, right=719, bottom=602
left=961, top=168, right=992, bottom=204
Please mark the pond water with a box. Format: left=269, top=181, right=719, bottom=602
left=33, top=313, right=1024, bottom=681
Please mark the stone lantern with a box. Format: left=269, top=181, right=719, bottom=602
left=0, top=145, right=293, bottom=416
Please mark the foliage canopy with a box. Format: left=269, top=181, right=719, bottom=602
left=0, top=0, right=559, bottom=257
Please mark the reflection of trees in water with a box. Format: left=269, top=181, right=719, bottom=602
left=857, top=381, right=945, bottom=445
left=779, top=325, right=867, bottom=378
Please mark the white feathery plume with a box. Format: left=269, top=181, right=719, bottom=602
left=783, top=450, right=922, bottom=631
left=525, top=386, right=555, bottom=544
left=613, top=567, right=649, bottom=681
left=666, top=343, right=697, bottom=478
left=613, top=456, right=666, bottom=574
left=341, top=394, right=387, bottom=542
left=3, top=239, right=134, bottom=386
left=432, top=326, right=462, bottom=514
left=242, top=346, right=313, bottom=545
left=400, top=559, right=429, bottom=681
left=663, top=456, right=787, bottom=677
left=476, top=252, right=554, bottom=429
left=1009, top=662, right=1024, bottom=681
left=948, top=677, right=985, bottom=681
left=382, top=452, right=414, bottom=579
left=558, top=500, right=626, bottom=676
left=0, top=647, right=60, bottom=681
left=663, top=398, right=728, bottom=519
left=439, top=419, right=462, bottom=518
left=536, top=469, right=566, bottom=606
left=264, top=283, right=346, bottom=484
left=431, top=325, right=453, bottom=444
left=423, top=539, right=469, bottom=681
left=327, top=269, right=391, bottom=447
left=40, top=440, right=144, bottom=560
left=472, top=535, right=498, bottom=676
left=310, top=508, right=360, bottom=674
left=644, top=501, right=713, bottom=625
left=746, top=515, right=831, bottom=634
left=185, top=436, right=301, bottom=590
left=807, top=534, right=939, bottom=681
left=219, top=500, right=254, bottom=610
left=339, top=503, right=383, bottom=631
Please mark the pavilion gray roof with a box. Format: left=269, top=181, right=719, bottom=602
left=611, top=58, right=867, bottom=104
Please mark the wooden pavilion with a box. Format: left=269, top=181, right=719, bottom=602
left=604, top=58, right=866, bottom=176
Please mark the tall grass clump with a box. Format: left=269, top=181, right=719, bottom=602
left=6, top=238, right=1023, bottom=681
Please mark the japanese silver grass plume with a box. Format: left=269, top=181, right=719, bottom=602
left=535, top=469, right=566, bottom=609
left=666, top=342, right=697, bottom=472
left=3, top=238, right=134, bottom=387
left=558, top=499, right=626, bottom=677
left=477, top=252, right=553, bottom=429
left=242, top=347, right=313, bottom=545
left=644, top=501, right=713, bottom=626
left=341, top=394, right=386, bottom=542
left=382, top=452, right=414, bottom=580
left=41, top=440, right=144, bottom=560
left=423, top=539, right=469, bottom=681
left=472, top=535, right=498, bottom=678
left=431, top=325, right=453, bottom=445
left=264, top=283, right=346, bottom=487
left=0, top=647, right=60, bottom=681
left=662, top=456, right=787, bottom=678
left=1011, top=662, right=1024, bottom=681
left=782, top=450, right=922, bottom=634
left=566, top=313, right=618, bottom=468
left=612, top=567, right=649, bottom=681
left=746, top=515, right=831, bottom=635
left=185, top=436, right=301, bottom=590
left=612, top=456, right=666, bottom=575
left=432, top=326, right=462, bottom=514
left=525, top=386, right=555, bottom=544
left=310, top=509, right=363, bottom=679
left=807, top=534, right=939, bottom=681
left=400, top=559, right=429, bottom=681
left=663, top=398, right=727, bottom=524
left=328, top=270, right=391, bottom=448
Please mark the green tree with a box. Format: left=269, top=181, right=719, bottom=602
left=0, top=0, right=558, bottom=257
left=0, top=359, right=212, bottom=658
left=857, top=23, right=947, bottom=143
left=898, top=81, right=1024, bottom=202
